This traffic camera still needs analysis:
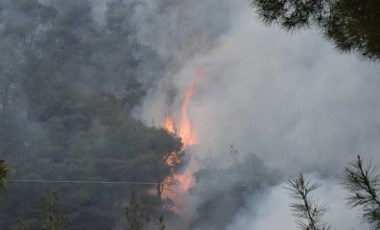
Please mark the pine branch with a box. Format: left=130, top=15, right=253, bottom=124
left=341, top=155, right=380, bottom=229
left=285, top=173, right=331, bottom=230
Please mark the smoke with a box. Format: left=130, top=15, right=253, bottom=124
left=1, top=0, right=376, bottom=228
left=0, top=0, right=374, bottom=227
left=191, top=20, right=380, bottom=174
left=128, top=0, right=380, bottom=229
left=226, top=176, right=369, bottom=230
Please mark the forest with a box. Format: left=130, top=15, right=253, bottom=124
left=0, top=0, right=184, bottom=229
left=0, top=0, right=379, bottom=229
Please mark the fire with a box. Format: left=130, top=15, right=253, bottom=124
left=174, top=170, right=193, bottom=191
left=162, top=67, right=204, bottom=212
left=164, top=76, right=200, bottom=147
left=164, top=116, right=175, bottom=134
left=178, top=80, right=198, bottom=147
left=164, top=67, right=204, bottom=147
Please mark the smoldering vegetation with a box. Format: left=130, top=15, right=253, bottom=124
left=0, top=0, right=380, bottom=230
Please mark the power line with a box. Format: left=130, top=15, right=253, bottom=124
left=4, top=179, right=263, bottom=187
left=5, top=179, right=170, bottom=185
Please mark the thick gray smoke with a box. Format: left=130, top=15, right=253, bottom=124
left=6, top=0, right=376, bottom=228
left=124, top=0, right=380, bottom=229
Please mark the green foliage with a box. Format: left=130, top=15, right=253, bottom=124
left=287, top=156, right=380, bottom=229
left=41, top=192, right=70, bottom=230
left=324, top=0, right=380, bottom=59
left=286, top=173, right=331, bottom=230
left=15, top=220, right=34, bottom=230
left=15, top=192, right=70, bottom=230
left=126, top=191, right=166, bottom=230
left=0, top=0, right=182, bottom=228
left=251, top=0, right=380, bottom=60
left=0, top=158, right=10, bottom=191
left=126, top=191, right=151, bottom=230
left=341, top=156, right=380, bottom=229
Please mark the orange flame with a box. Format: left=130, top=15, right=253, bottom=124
left=178, top=82, right=198, bottom=147
left=164, top=116, right=175, bottom=134
left=174, top=170, right=193, bottom=192
left=162, top=67, right=204, bottom=212
left=164, top=67, right=204, bottom=147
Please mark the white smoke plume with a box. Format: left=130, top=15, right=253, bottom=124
left=226, top=176, right=369, bottom=230
left=122, top=0, right=380, bottom=229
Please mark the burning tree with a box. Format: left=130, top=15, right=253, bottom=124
left=160, top=67, right=204, bottom=212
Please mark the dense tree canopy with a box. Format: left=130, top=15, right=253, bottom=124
left=0, top=0, right=182, bottom=229
left=251, top=0, right=380, bottom=60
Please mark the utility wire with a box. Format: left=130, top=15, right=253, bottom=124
left=4, top=179, right=262, bottom=187
left=5, top=179, right=170, bottom=185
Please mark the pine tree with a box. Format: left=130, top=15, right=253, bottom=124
left=251, top=0, right=380, bottom=60
left=285, top=173, right=331, bottom=230
left=341, top=155, right=380, bottom=229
